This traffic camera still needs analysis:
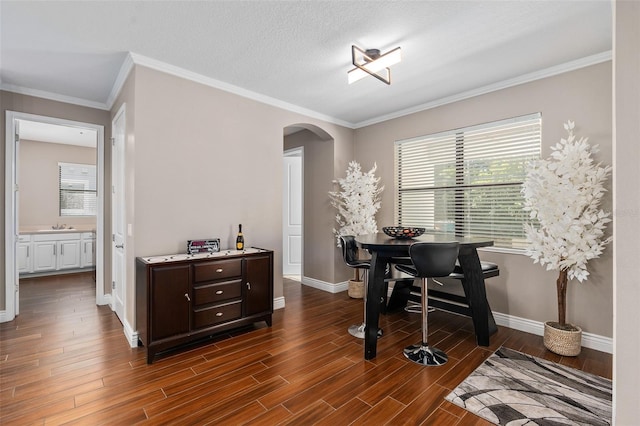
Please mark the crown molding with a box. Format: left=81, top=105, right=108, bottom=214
left=354, top=50, right=613, bottom=129
left=2, top=50, right=612, bottom=130
left=0, top=83, right=110, bottom=111
left=126, top=52, right=354, bottom=129
left=105, top=53, right=136, bottom=110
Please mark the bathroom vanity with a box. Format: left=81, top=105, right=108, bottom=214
left=18, top=229, right=96, bottom=275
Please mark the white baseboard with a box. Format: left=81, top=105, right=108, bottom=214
left=309, top=283, right=613, bottom=354
left=98, top=293, right=111, bottom=306
left=274, top=296, right=285, bottom=310
left=123, top=320, right=139, bottom=348
left=493, top=312, right=613, bottom=354
left=301, top=276, right=348, bottom=293
left=0, top=310, right=11, bottom=323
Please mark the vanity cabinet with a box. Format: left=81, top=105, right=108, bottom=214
left=58, top=238, right=81, bottom=270
left=18, top=235, right=32, bottom=274
left=26, top=232, right=93, bottom=274
left=136, top=248, right=273, bottom=363
left=81, top=232, right=96, bottom=267
left=33, top=238, right=58, bottom=272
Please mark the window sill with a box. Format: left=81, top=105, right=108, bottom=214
left=478, top=246, right=528, bottom=256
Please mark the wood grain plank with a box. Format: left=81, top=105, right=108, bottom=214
left=0, top=275, right=612, bottom=425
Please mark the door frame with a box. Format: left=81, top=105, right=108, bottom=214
left=3, top=111, right=106, bottom=322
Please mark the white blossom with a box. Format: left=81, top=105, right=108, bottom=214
left=522, top=121, right=612, bottom=282
left=329, top=161, right=384, bottom=246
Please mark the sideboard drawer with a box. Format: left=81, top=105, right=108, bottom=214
left=193, top=301, right=242, bottom=329
left=193, top=259, right=242, bottom=283
left=193, top=280, right=242, bottom=306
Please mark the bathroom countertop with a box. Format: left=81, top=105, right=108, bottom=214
left=19, top=225, right=96, bottom=235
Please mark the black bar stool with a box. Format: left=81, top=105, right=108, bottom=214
left=339, top=236, right=382, bottom=339
left=395, top=241, right=459, bottom=366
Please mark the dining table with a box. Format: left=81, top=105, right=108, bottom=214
left=356, top=232, right=497, bottom=360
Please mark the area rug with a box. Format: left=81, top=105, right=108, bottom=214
left=445, top=347, right=612, bottom=425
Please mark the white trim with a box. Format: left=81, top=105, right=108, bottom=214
left=274, top=296, right=285, bottom=310
left=0, top=84, right=109, bottom=111
left=493, top=311, right=613, bottom=354
left=0, top=310, right=11, bottom=323
left=354, top=51, right=613, bottom=128
left=301, top=276, right=348, bottom=293
left=101, top=292, right=112, bottom=307
left=478, top=246, right=528, bottom=256
left=127, top=52, right=353, bottom=129
left=122, top=319, right=139, bottom=348
left=2, top=50, right=611, bottom=130
left=106, top=53, right=135, bottom=109
left=4, top=111, right=18, bottom=321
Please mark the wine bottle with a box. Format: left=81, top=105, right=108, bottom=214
left=236, top=224, right=244, bottom=250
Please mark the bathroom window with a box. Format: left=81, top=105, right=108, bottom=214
left=59, top=162, right=97, bottom=216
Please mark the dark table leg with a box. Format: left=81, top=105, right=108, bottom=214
left=364, top=252, right=388, bottom=360
left=457, top=247, right=497, bottom=346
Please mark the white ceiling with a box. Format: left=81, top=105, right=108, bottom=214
left=17, top=119, right=97, bottom=148
left=0, top=1, right=612, bottom=128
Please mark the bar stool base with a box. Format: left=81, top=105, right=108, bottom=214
left=348, top=323, right=383, bottom=339
left=403, top=344, right=448, bottom=366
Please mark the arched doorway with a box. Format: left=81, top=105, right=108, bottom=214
left=283, top=124, right=340, bottom=291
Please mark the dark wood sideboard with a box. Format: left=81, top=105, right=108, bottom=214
left=136, top=248, right=273, bottom=363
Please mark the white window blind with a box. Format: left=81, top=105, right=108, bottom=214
left=59, top=162, right=97, bottom=216
left=395, top=113, right=541, bottom=249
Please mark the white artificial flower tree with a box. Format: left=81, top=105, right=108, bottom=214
left=522, top=120, right=612, bottom=329
left=329, top=161, right=384, bottom=280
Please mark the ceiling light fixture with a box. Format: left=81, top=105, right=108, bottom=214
left=348, top=45, right=402, bottom=85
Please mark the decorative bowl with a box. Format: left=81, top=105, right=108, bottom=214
left=382, top=226, right=426, bottom=239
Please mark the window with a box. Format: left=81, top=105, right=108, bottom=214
left=394, top=113, right=541, bottom=250
left=59, top=162, right=97, bottom=216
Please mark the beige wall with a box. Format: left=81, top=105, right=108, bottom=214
left=19, top=139, right=96, bottom=228
left=0, top=91, right=110, bottom=310
left=613, top=0, right=640, bottom=422
left=110, top=65, right=355, bottom=331
left=354, top=62, right=613, bottom=337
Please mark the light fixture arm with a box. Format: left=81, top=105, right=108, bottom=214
left=348, top=45, right=402, bottom=85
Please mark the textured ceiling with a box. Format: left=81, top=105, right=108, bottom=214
left=0, top=1, right=612, bottom=127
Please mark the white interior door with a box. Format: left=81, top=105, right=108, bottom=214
left=283, top=150, right=302, bottom=276
left=111, top=105, right=126, bottom=323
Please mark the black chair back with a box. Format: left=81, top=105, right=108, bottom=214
left=339, top=235, right=369, bottom=269
left=408, top=242, right=459, bottom=278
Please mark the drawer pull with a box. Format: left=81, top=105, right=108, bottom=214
left=215, top=290, right=223, bottom=295
left=216, top=268, right=223, bottom=273
left=184, top=293, right=191, bottom=302
left=246, top=282, right=251, bottom=290
left=215, top=312, right=223, bottom=317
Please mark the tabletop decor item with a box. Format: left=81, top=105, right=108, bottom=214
left=329, top=161, right=383, bottom=291
left=522, top=120, right=612, bottom=356
left=187, top=238, right=220, bottom=254
left=382, top=226, right=425, bottom=239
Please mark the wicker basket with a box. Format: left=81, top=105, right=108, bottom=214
left=348, top=280, right=364, bottom=299
left=543, top=321, right=582, bottom=356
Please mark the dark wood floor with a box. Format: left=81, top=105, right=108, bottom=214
left=1, top=272, right=611, bottom=425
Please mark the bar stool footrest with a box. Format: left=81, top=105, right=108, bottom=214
left=403, top=343, right=448, bottom=366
